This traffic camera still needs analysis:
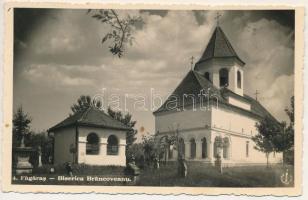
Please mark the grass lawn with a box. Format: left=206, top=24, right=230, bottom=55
left=136, top=162, right=294, bottom=187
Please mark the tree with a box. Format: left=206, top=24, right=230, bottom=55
left=107, top=107, right=137, bottom=148
left=268, top=96, right=294, bottom=165
left=88, top=9, right=143, bottom=58
left=253, top=116, right=280, bottom=167
left=70, top=95, right=102, bottom=114
left=27, top=131, right=54, bottom=166
left=12, top=106, right=32, bottom=147
left=282, top=96, right=295, bottom=164
left=141, top=134, right=159, bottom=166
left=285, top=96, right=294, bottom=126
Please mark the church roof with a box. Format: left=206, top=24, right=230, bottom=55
left=153, top=70, right=277, bottom=122
left=197, top=26, right=245, bottom=65
left=48, top=107, right=131, bottom=132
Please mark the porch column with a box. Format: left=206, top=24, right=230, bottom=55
left=78, top=137, right=86, bottom=164
left=196, top=141, right=202, bottom=159
left=184, top=141, right=190, bottom=159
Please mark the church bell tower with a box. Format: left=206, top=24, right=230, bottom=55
left=194, top=26, right=245, bottom=96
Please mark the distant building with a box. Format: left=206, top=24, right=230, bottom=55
left=153, top=25, right=283, bottom=166
left=48, top=107, right=129, bottom=166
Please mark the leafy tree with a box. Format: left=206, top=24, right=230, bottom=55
left=12, top=106, right=32, bottom=147
left=270, top=96, right=294, bottom=165
left=141, top=134, right=159, bottom=166
left=88, top=9, right=143, bottom=58
left=126, top=143, right=144, bottom=168
left=253, top=116, right=280, bottom=167
left=70, top=95, right=102, bottom=114
left=27, top=131, right=54, bottom=166
left=285, top=96, right=294, bottom=126
left=107, top=107, right=137, bottom=148
left=282, top=96, right=294, bottom=164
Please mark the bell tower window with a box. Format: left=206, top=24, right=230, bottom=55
left=237, top=70, right=242, bottom=88
left=219, top=68, right=229, bottom=87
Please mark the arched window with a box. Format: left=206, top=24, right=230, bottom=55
left=86, top=133, right=99, bottom=155
left=223, top=137, right=230, bottom=159
left=219, top=68, right=229, bottom=87
left=107, top=135, right=119, bottom=155
left=190, top=138, right=196, bottom=159
left=178, top=138, right=185, bottom=158
left=201, top=137, right=207, bottom=158
left=237, top=70, right=242, bottom=88
left=204, top=72, right=210, bottom=81
left=213, top=137, right=220, bottom=158
left=168, top=144, right=173, bottom=159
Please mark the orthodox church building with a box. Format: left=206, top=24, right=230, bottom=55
left=153, top=26, right=282, bottom=166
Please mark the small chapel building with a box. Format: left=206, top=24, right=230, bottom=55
left=48, top=107, right=130, bottom=166
left=153, top=25, right=283, bottom=166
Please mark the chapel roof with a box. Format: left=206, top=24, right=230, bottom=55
left=48, top=107, right=131, bottom=132
left=197, top=26, right=245, bottom=65
left=153, top=70, right=277, bottom=122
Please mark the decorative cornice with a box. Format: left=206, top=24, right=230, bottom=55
left=157, top=125, right=252, bottom=139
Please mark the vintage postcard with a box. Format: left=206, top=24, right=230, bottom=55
left=2, top=2, right=304, bottom=196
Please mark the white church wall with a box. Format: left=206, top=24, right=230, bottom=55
left=211, top=107, right=283, bottom=165
left=155, top=106, right=211, bottom=134
left=211, top=106, right=256, bottom=135
left=78, top=126, right=126, bottom=166
left=53, top=126, right=76, bottom=164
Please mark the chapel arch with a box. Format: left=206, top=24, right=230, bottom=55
left=86, top=132, right=100, bottom=155
left=107, top=135, right=119, bottom=155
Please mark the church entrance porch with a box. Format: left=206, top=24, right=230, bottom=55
left=161, top=132, right=237, bottom=166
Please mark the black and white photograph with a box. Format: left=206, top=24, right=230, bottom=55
left=2, top=3, right=303, bottom=195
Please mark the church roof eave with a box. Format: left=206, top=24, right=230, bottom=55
left=153, top=70, right=278, bottom=123
left=196, top=56, right=245, bottom=67
left=48, top=107, right=131, bottom=133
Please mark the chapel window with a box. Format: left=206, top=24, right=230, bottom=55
left=86, top=133, right=99, bottom=155
left=107, top=135, right=119, bottom=155
left=219, top=68, right=229, bottom=87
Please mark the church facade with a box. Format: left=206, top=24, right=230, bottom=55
left=153, top=26, right=283, bottom=166
left=48, top=107, right=129, bottom=166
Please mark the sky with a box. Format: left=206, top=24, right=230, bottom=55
left=13, top=9, right=294, bottom=140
